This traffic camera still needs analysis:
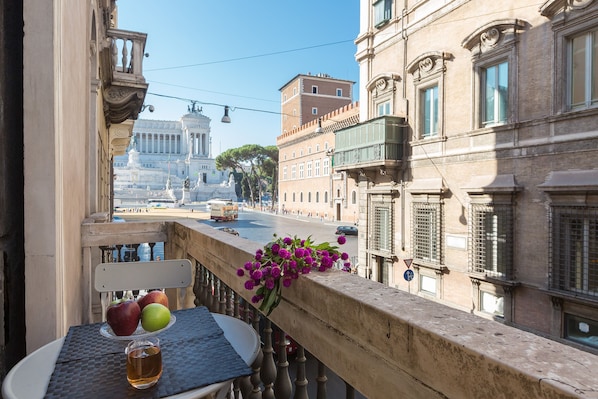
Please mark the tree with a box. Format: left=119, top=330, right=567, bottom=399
left=215, top=144, right=278, bottom=207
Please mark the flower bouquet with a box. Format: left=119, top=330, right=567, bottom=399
left=237, top=234, right=351, bottom=316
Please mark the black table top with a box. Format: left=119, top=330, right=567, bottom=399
left=44, top=306, right=252, bottom=399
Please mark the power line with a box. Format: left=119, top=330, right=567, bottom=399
left=146, top=39, right=355, bottom=72
left=147, top=80, right=278, bottom=104
left=147, top=92, right=290, bottom=116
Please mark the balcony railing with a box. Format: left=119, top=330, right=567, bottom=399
left=81, top=219, right=598, bottom=398
left=107, top=28, right=148, bottom=85
left=333, top=115, right=404, bottom=171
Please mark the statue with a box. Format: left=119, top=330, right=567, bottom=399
left=184, top=176, right=190, bottom=189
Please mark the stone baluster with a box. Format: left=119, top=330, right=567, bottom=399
left=294, top=346, right=308, bottom=399
left=120, top=39, right=128, bottom=73
left=202, top=269, right=212, bottom=309
left=148, top=242, right=156, bottom=260
left=345, top=383, right=355, bottom=399
left=115, top=244, right=123, bottom=262
left=316, top=362, right=327, bottom=399
left=111, top=39, right=118, bottom=72
left=192, top=262, right=202, bottom=307
left=274, top=330, right=292, bottom=399
left=261, top=319, right=276, bottom=399
left=218, top=279, right=226, bottom=314
left=226, top=287, right=234, bottom=316
left=201, top=267, right=211, bottom=308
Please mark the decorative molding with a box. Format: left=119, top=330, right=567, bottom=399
left=461, top=19, right=528, bottom=56
left=406, top=51, right=453, bottom=80
left=539, top=0, right=595, bottom=18
left=366, top=73, right=401, bottom=95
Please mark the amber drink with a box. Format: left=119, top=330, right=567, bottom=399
left=126, top=337, right=162, bottom=389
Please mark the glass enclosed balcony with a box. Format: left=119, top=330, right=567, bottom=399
left=333, top=115, right=404, bottom=171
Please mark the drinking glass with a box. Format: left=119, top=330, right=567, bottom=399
left=126, top=337, right=162, bottom=389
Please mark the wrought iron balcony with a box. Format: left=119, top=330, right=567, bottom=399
left=333, top=115, right=405, bottom=178
left=80, top=219, right=597, bottom=398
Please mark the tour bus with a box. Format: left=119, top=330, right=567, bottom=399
left=147, top=198, right=179, bottom=208
left=209, top=199, right=239, bottom=221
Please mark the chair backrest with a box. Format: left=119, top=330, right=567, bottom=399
left=94, top=259, right=192, bottom=292
left=94, top=259, right=193, bottom=321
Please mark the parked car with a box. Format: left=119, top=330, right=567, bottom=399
left=216, top=227, right=240, bottom=236
left=335, top=225, right=358, bottom=236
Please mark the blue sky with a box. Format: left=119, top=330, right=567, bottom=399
left=117, top=1, right=360, bottom=156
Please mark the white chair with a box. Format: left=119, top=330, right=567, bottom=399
left=94, top=259, right=193, bottom=320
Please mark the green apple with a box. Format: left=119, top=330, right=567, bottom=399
left=141, top=303, right=171, bottom=332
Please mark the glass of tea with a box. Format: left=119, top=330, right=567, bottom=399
left=126, top=337, right=162, bottom=389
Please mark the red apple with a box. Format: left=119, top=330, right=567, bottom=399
left=137, top=290, right=169, bottom=311
left=106, top=299, right=141, bottom=336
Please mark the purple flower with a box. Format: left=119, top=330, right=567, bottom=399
left=244, top=280, right=255, bottom=290
left=250, top=269, right=263, bottom=280
left=304, top=256, right=313, bottom=265
left=279, top=249, right=291, bottom=259
left=236, top=268, right=245, bottom=277
left=265, top=278, right=275, bottom=290
left=283, top=236, right=293, bottom=245
left=294, top=248, right=305, bottom=258
left=341, top=252, right=349, bottom=260
left=282, top=278, right=292, bottom=288
left=271, top=266, right=281, bottom=278
left=301, top=267, right=311, bottom=274
left=255, top=252, right=262, bottom=261
left=271, top=243, right=280, bottom=254
left=244, top=262, right=253, bottom=271
left=337, top=235, right=347, bottom=245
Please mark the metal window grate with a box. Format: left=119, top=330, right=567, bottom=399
left=550, top=206, right=598, bottom=298
left=371, top=205, right=393, bottom=252
left=412, top=202, right=442, bottom=264
left=470, top=203, right=513, bottom=279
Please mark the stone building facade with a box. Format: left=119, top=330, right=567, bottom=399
left=341, top=0, right=598, bottom=352
left=277, top=103, right=360, bottom=223
left=280, top=73, right=354, bottom=133
left=0, top=0, right=148, bottom=370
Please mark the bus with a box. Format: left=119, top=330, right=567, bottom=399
left=209, top=199, right=238, bottom=221
left=147, top=198, right=179, bottom=208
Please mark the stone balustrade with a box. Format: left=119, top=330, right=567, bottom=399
left=107, top=28, right=147, bottom=84
left=81, top=218, right=598, bottom=398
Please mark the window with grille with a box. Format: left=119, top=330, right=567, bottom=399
left=412, top=202, right=442, bottom=264
left=371, top=205, right=392, bottom=252
left=550, top=206, right=598, bottom=298
left=470, top=203, right=513, bottom=279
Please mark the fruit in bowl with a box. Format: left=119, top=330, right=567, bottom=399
left=141, top=303, right=171, bottom=332
left=137, top=290, right=168, bottom=311
left=106, top=299, right=141, bottom=336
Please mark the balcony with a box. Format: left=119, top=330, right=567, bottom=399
left=100, top=28, right=149, bottom=127
left=81, top=219, right=597, bottom=398
left=333, top=116, right=404, bottom=179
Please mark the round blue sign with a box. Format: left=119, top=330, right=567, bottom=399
left=403, top=269, right=414, bottom=282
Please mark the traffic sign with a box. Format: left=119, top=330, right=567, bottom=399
left=404, top=258, right=413, bottom=268
left=403, top=269, right=414, bottom=282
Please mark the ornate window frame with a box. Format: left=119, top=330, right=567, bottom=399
left=366, top=73, right=401, bottom=119
left=462, top=19, right=527, bottom=129
left=407, top=51, right=451, bottom=141
left=542, top=0, right=598, bottom=114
